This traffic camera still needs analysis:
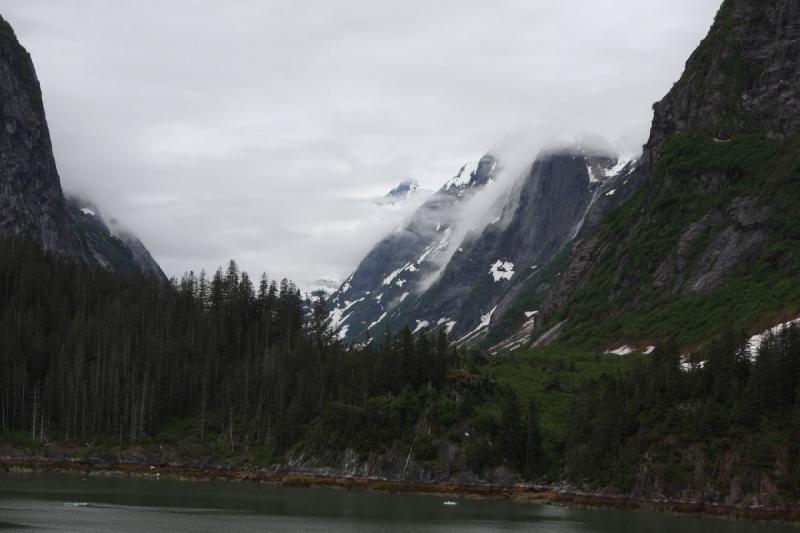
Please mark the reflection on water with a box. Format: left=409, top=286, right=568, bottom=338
left=0, top=473, right=795, bottom=533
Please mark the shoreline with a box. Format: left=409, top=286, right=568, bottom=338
left=1, top=458, right=797, bottom=523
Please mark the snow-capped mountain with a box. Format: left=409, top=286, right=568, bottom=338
left=376, top=179, right=429, bottom=206
left=329, top=148, right=639, bottom=346
left=328, top=154, right=498, bottom=342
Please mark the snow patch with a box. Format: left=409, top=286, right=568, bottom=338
left=444, top=160, right=479, bottom=190
left=680, top=360, right=707, bottom=372
left=80, top=207, right=96, bottom=216
left=524, top=310, right=538, bottom=319
left=329, top=298, right=365, bottom=330
left=605, top=189, right=616, bottom=197
left=338, top=325, right=349, bottom=340
left=395, top=279, right=406, bottom=288
left=399, top=292, right=410, bottom=302
left=437, top=317, right=457, bottom=334
left=586, top=164, right=599, bottom=184
left=602, top=158, right=632, bottom=178
left=458, top=306, right=497, bottom=344
left=489, top=260, right=515, bottom=281
left=643, top=345, right=655, bottom=355
left=417, top=245, right=435, bottom=264
left=605, top=345, right=636, bottom=356
left=746, top=317, right=800, bottom=359
left=381, top=268, right=403, bottom=286
left=367, top=312, right=387, bottom=330
left=412, top=320, right=429, bottom=334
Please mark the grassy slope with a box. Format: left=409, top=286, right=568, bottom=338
left=554, top=132, right=800, bottom=349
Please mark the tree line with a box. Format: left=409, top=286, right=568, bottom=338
left=0, top=237, right=544, bottom=476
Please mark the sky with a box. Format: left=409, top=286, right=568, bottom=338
left=0, top=1, right=722, bottom=289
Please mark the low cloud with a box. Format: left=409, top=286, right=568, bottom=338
left=0, top=0, right=722, bottom=288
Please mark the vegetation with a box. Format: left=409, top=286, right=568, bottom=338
left=558, top=131, right=800, bottom=348
left=0, top=238, right=544, bottom=476
left=565, top=325, right=800, bottom=497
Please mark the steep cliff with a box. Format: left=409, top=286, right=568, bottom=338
left=536, top=0, right=800, bottom=348
left=0, top=15, right=82, bottom=255
left=0, top=14, right=165, bottom=279
left=328, top=155, right=498, bottom=342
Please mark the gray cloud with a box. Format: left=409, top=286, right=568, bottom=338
left=0, top=0, right=721, bottom=288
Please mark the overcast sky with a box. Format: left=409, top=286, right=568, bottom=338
left=1, top=1, right=721, bottom=289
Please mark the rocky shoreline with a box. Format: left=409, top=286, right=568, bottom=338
left=1, top=457, right=797, bottom=523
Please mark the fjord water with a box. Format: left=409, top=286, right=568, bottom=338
left=0, top=473, right=793, bottom=533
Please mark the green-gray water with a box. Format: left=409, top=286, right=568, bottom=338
left=0, top=473, right=795, bottom=532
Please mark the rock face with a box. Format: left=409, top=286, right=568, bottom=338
left=395, top=150, right=635, bottom=347
left=331, top=149, right=636, bottom=345
left=377, top=179, right=427, bottom=206
left=644, top=0, right=800, bottom=167
left=0, top=16, right=82, bottom=255
left=536, top=0, right=800, bottom=345
left=328, top=155, right=498, bottom=342
left=66, top=197, right=166, bottom=280
left=0, top=15, right=164, bottom=279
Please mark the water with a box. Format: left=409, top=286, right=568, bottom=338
left=0, top=473, right=795, bottom=532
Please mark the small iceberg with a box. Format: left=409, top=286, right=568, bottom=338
left=443, top=500, right=459, bottom=506
left=64, top=502, right=89, bottom=507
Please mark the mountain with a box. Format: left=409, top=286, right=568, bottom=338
left=328, top=155, right=498, bottom=342
left=0, top=15, right=164, bottom=279
left=377, top=179, right=428, bottom=206
left=66, top=196, right=166, bottom=279
left=532, top=0, right=800, bottom=350
left=0, top=15, right=83, bottom=256
left=395, top=149, right=637, bottom=349
left=330, top=148, right=637, bottom=344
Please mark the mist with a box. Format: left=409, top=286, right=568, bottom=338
left=0, top=0, right=723, bottom=289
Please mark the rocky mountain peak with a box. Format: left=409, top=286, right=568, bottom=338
left=644, top=0, right=800, bottom=168
left=378, top=179, right=427, bottom=205
left=0, top=15, right=165, bottom=279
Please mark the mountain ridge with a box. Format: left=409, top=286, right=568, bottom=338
left=0, top=14, right=165, bottom=279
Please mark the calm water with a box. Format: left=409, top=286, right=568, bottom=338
left=0, top=473, right=796, bottom=532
